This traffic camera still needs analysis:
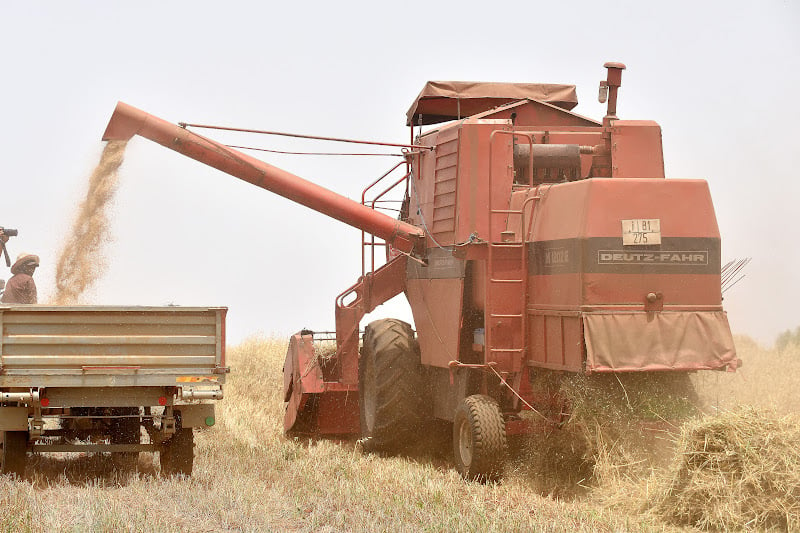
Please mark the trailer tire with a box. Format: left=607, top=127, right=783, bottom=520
left=160, top=428, right=194, bottom=476
left=359, top=319, right=427, bottom=452
left=453, top=395, right=507, bottom=482
left=111, top=408, right=140, bottom=471
left=1, top=431, right=27, bottom=478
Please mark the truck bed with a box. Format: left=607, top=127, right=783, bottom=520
left=0, top=306, right=227, bottom=388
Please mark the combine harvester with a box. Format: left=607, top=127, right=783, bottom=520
left=102, top=62, right=737, bottom=480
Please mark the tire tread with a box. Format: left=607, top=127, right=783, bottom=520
left=360, top=319, right=427, bottom=452
left=454, top=395, right=507, bottom=481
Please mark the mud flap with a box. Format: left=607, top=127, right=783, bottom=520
left=0, top=407, right=28, bottom=431
left=584, top=311, right=738, bottom=372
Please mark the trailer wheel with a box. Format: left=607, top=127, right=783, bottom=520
left=453, top=395, right=507, bottom=482
left=160, top=428, right=194, bottom=476
left=359, top=318, right=427, bottom=452
left=1, top=431, right=27, bottom=478
left=111, top=408, right=140, bottom=471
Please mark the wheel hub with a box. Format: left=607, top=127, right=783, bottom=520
left=458, top=418, right=473, bottom=467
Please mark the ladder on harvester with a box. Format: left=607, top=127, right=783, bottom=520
left=484, top=132, right=528, bottom=371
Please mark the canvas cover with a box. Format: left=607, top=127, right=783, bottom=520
left=406, top=81, right=579, bottom=126
left=584, top=311, right=739, bottom=372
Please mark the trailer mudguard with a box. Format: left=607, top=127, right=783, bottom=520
left=176, top=404, right=216, bottom=428
left=0, top=407, right=28, bottom=431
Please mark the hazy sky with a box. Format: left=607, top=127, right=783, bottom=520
left=1, top=1, right=797, bottom=346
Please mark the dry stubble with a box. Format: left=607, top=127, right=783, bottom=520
left=0, top=335, right=797, bottom=531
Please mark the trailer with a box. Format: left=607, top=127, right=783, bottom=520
left=0, top=305, right=227, bottom=477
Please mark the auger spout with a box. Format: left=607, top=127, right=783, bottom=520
left=103, top=102, right=423, bottom=253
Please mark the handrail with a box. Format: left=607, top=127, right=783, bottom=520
left=359, top=162, right=412, bottom=276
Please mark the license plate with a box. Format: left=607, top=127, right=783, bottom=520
left=622, top=219, right=661, bottom=245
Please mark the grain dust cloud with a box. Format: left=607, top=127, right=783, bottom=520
left=52, top=140, right=127, bottom=305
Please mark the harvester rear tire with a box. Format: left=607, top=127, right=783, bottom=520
left=1, top=431, right=27, bottom=478
left=160, top=428, right=194, bottom=476
left=359, top=319, right=427, bottom=452
left=453, top=395, right=507, bottom=482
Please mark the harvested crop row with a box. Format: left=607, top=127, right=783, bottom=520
left=650, top=407, right=800, bottom=531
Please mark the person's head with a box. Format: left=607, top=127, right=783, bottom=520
left=11, top=253, right=39, bottom=276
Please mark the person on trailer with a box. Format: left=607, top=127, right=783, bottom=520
left=2, top=252, right=39, bottom=304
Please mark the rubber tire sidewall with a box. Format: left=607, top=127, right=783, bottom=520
left=453, top=395, right=507, bottom=482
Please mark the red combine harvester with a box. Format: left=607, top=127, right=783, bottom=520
left=103, top=62, right=737, bottom=480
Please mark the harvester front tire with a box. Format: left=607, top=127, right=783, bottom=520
left=453, top=395, right=507, bottom=482
left=1, top=431, right=27, bottom=478
left=359, top=319, right=427, bottom=452
left=160, top=428, right=194, bottom=476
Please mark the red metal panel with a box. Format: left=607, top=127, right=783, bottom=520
left=283, top=385, right=305, bottom=433
left=284, top=334, right=324, bottom=398
left=583, top=179, right=719, bottom=238
left=407, top=278, right=464, bottom=368
left=524, top=175, right=725, bottom=373
left=455, top=120, right=514, bottom=244
left=431, top=137, right=459, bottom=241
left=526, top=312, right=583, bottom=372
left=283, top=333, right=324, bottom=433
left=283, top=333, right=361, bottom=435
left=530, top=178, right=719, bottom=241
left=411, top=125, right=458, bottom=247
left=527, top=178, right=722, bottom=309
left=583, top=273, right=722, bottom=307
left=470, top=259, right=486, bottom=311
left=335, top=256, right=408, bottom=385
left=544, top=315, right=564, bottom=366
left=412, top=119, right=515, bottom=246
left=610, top=121, right=665, bottom=179
left=529, top=314, right=545, bottom=365
left=315, top=391, right=360, bottom=435
left=529, top=181, right=593, bottom=242
left=529, top=273, right=583, bottom=308
left=562, top=315, right=583, bottom=368
left=528, top=272, right=721, bottom=309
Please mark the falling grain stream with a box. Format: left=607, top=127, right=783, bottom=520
left=52, top=140, right=127, bottom=305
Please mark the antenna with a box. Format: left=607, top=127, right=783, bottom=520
left=721, top=257, right=752, bottom=294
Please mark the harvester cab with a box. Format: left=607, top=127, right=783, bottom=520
left=103, top=62, right=737, bottom=480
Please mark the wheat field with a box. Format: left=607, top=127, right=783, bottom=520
left=1, top=335, right=798, bottom=532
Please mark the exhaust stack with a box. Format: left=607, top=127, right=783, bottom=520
left=103, top=102, right=423, bottom=252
